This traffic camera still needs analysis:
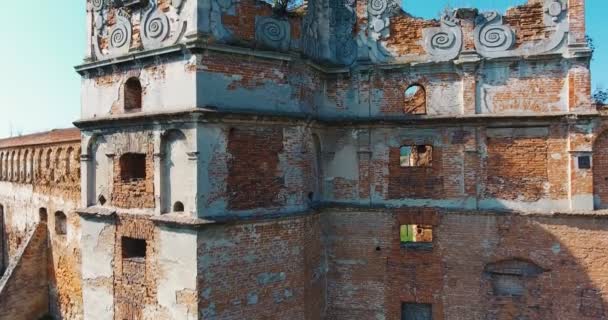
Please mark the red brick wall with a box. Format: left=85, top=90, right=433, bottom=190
left=485, top=136, right=549, bottom=202
left=323, top=208, right=608, bottom=319
left=111, top=144, right=155, bottom=209
left=197, top=214, right=324, bottom=319
left=594, top=131, right=608, bottom=209
left=222, top=0, right=301, bottom=43
left=113, top=215, right=158, bottom=319
left=0, top=224, right=49, bottom=320
left=227, top=127, right=285, bottom=210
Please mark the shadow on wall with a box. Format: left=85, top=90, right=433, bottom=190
left=323, top=210, right=608, bottom=319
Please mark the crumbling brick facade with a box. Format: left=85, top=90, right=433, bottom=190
left=2, top=0, right=608, bottom=319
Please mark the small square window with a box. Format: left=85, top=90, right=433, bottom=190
left=119, top=153, right=147, bottom=182
left=578, top=156, right=591, bottom=169
left=402, top=303, right=432, bottom=320
left=122, top=237, right=146, bottom=260
left=401, top=224, right=433, bottom=249
left=400, top=145, right=432, bottom=167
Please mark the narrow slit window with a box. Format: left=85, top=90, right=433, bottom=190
left=39, top=208, right=48, bottom=222
left=400, top=145, right=433, bottom=167
left=55, top=211, right=67, bottom=235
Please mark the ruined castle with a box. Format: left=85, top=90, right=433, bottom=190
left=0, top=0, right=604, bottom=319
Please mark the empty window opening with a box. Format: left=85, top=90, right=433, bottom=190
left=124, top=77, right=143, bottom=112
left=122, top=237, right=146, bottom=261
left=55, top=211, right=67, bottom=235
left=173, top=201, right=184, bottom=212
left=39, top=208, right=48, bottom=222
left=402, top=303, right=432, bottom=320
left=578, top=156, right=591, bottom=169
left=120, top=153, right=146, bottom=182
left=401, top=224, right=433, bottom=250
left=404, top=84, right=426, bottom=115
left=400, top=145, right=433, bottom=167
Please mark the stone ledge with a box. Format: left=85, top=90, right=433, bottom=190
left=150, top=213, right=216, bottom=228
left=76, top=206, right=117, bottom=220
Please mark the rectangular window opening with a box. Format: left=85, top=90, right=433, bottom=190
left=122, top=237, right=146, bottom=261
left=400, top=145, right=433, bottom=167
left=119, top=153, right=147, bottom=182
left=402, top=303, right=432, bottom=320
left=400, top=224, right=433, bottom=249
left=578, top=155, right=591, bottom=169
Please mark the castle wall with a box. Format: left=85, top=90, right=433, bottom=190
left=197, top=213, right=325, bottom=320
left=0, top=134, right=84, bottom=319
left=322, top=208, right=608, bottom=319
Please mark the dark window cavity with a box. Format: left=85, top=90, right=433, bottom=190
left=402, top=303, right=432, bottom=320
left=122, top=237, right=146, bottom=260
left=124, top=77, right=143, bottom=112
left=55, top=211, right=67, bottom=235
left=578, top=155, right=591, bottom=169
left=119, top=153, right=146, bottom=182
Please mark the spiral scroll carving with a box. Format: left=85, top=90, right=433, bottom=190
left=92, top=0, right=105, bottom=11
left=430, top=31, right=455, bottom=50
left=474, top=12, right=514, bottom=52
left=422, top=13, right=462, bottom=61
left=255, top=17, right=290, bottom=51
left=108, top=14, right=132, bottom=55
left=260, top=19, right=286, bottom=42
left=142, top=9, right=170, bottom=49
left=368, top=0, right=388, bottom=16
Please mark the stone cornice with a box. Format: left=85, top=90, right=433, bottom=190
left=75, top=38, right=591, bottom=77
left=73, top=108, right=601, bottom=130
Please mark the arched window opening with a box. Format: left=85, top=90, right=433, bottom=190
left=124, top=77, right=143, bottom=112
left=173, top=201, right=185, bottom=212
left=119, top=153, right=147, bottom=182
left=39, top=208, right=48, bottom=223
left=161, top=129, right=190, bottom=214
left=54, top=211, right=67, bottom=235
left=404, top=84, right=426, bottom=115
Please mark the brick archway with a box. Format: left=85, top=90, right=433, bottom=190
left=593, top=131, right=608, bottom=209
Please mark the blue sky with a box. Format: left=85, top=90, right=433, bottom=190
left=0, top=1, right=606, bottom=138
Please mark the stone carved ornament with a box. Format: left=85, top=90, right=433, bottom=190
left=474, top=0, right=568, bottom=58
left=255, top=16, right=291, bottom=52
left=360, top=0, right=463, bottom=64
left=92, top=0, right=187, bottom=60
left=422, top=12, right=463, bottom=61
